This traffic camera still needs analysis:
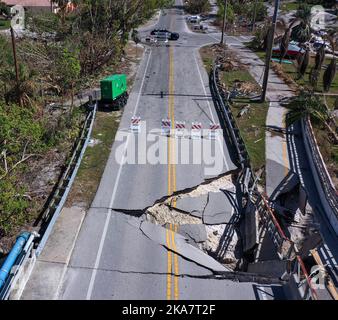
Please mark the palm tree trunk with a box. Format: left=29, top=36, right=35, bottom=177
left=324, top=121, right=338, bottom=144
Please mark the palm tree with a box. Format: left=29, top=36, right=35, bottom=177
left=323, top=35, right=336, bottom=92
left=284, top=91, right=338, bottom=143
left=278, top=17, right=299, bottom=63
left=5, top=64, right=38, bottom=107
left=309, top=67, right=320, bottom=90
left=297, top=44, right=310, bottom=80
left=315, top=43, right=325, bottom=71
left=292, top=3, right=312, bottom=45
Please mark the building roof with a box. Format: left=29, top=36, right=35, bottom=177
left=2, top=0, right=52, bottom=7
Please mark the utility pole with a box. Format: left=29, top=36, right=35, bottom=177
left=260, top=0, right=280, bottom=103
left=10, top=26, right=21, bottom=106
left=220, top=0, right=227, bottom=45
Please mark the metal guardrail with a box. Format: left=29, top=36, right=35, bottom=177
left=301, top=117, right=338, bottom=232
left=36, top=103, right=97, bottom=256
left=0, top=101, right=97, bottom=300
left=258, top=193, right=318, bottom=300
left=210, top=60, right=251, bottom=170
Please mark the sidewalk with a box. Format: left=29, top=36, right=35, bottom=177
left=225, top=36, right=295, bottom=196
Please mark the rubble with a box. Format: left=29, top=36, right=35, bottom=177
left=144, top=173, right=241, bottom=268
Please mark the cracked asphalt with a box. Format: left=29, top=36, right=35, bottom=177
left=21, top=0, right=286, bottom=300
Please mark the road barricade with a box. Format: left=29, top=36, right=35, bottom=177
left=209, top=123, right=220, bottom=140
left=161, top=119, right=171, bottom=136
left=130, top=116, right=141, bottom=133
left=191, top=122, right=202, bottom=139
left=175, top=121, right=186, bottom=138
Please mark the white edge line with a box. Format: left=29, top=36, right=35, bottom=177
left=85, top=50, right=153, bottom=300
left=54, top=210, right=86, bottom=300
left=193, top=50, right=230, bottom=172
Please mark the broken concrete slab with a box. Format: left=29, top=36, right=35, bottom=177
left=203, top=190, right=236, bottom=225
left=175, top=194, right=208, bottom=215
left=140, top=221, right=230, bottom=273
left=178, top=224, right=207, bottom=244
left=147, top=203, right=202, bottom=225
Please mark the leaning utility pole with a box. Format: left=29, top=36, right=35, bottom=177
left=10, top=27, right=19, bottom=85
left=260, top=0, right=280, bottom=103
left=220, top=0, right=227, bottom=45
left=10, top=26, right=21, bottom=106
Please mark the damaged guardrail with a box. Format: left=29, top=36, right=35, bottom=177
left=0, top=98, right=97, bottom=300
left=210, top=57, right=319, bottom=300
left=301, top=117, right=338, bottom=236
left=257, top=193, right=319, bottom=300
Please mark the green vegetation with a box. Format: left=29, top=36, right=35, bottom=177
left=223, top=70, right=268, bottom=172
left=0, top=19, right=9, bottom=30
left=215, top=0, right=267, bottom=32
left=67, top=111, right=120, bottom=207
left=284, top=91, right=338, bottom=187
left=200, top=45, right=268, bottom=175
left=0, top=0, right=173, bottom=245
left=246, top=39, right=338, bottom=109
left=185, top=0, right=211, bottom=14
left=280, top=2, right=300, bottom=13
left=0, top=102, right=84, bottom=236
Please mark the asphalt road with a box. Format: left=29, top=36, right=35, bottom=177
left=53, top=1, right=285, bottom=300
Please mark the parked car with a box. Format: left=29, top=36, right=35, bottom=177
left=169, top=32, right=179, bottom=40
left=150, top=28, right=169, bottom=35
left=187, top=15, right=201, bottom=23
left=150, top=29, right=179, bottom=41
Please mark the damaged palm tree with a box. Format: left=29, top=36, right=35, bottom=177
left=309, top=67, right=320, bottom=90
left=323, top=58, right=336, bottom=92
left=308, top=43, right=326, bottom=90
left=323, top=34, right=336, bottom=93
left=315, top=43, right=326, bottom=71
left=278, top=18, right=299, bottom=63
left=284, top=90, right=338, bottom=143
left=297, top=44, right=310, bottom=80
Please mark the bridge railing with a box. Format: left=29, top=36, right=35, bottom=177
left=210, top=57, right=319, bottom=300
left=301, top=117, right=338, bottom=235
left=210, top=60, right=251, bottom=170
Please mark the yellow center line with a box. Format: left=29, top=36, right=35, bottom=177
left=166, top=45, right=179, bottom=300
left=171, top=224, right=179, bottom=300
left=165, top=228, right=172, bottom=300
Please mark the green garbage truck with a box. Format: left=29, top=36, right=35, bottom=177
left=99, top=74, right=128, bottom=110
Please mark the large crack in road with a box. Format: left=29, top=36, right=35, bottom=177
left=91, top=171, right=246, bottom=273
